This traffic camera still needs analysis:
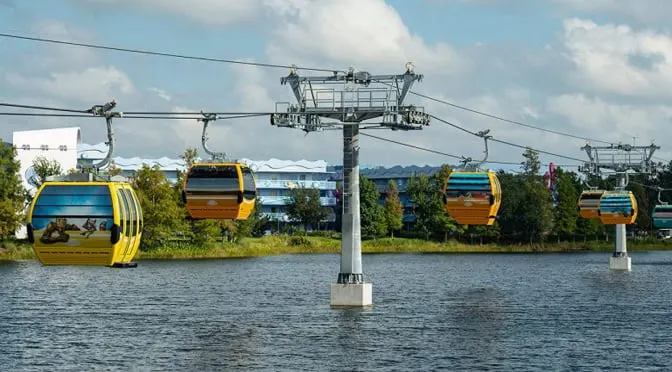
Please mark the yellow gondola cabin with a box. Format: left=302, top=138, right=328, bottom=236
left=26, top=175, right=143, bottom=267
left=443, top=171, right=502, bottom=225
left=577, top=190, right=603, bottom=219
left=183, top=163, right=257, bottom=220
left=598, top=191, right=638, bottom=225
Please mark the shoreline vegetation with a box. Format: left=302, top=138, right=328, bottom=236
left=2, top=235, right=672, bottom=261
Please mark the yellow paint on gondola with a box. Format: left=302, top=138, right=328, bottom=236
left=26, top=181, right=143, bottom=266
left=577, top=190, right=603, bottom=219
left=183, top=163, right=257, bottom=220
left=443, top=171, right=502, bottom=226
left=598, top=191, right=638, bottom=225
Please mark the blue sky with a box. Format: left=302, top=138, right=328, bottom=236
left=1, top=0, right=672, bottom=171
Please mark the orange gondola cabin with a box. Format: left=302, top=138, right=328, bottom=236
left=577, top=190, right=603, bottom=219
left=443, top=171, right=502, bottom=225
left=182, top=163, right=257, bottom=220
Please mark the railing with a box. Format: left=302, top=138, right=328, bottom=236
left=258, top=196, right=338, bottom=206
left=255, top=179, right=336, bottom=190
left=262, top=212, right=336, bottom=223
left=320, top=197, right=338, bottom=206
left=310, top=87, right=398, bottom=110
left=263, top=212, right=288, bottom=221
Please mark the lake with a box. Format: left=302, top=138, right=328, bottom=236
left=2, top=252, right=671, bottom=371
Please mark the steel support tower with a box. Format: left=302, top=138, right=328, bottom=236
left=272, top=63, right=430, bottom=307
left=579, top=143, right=659, bottom=271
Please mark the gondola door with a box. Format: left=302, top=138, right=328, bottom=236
left=116, top=187, right=133, bottom=262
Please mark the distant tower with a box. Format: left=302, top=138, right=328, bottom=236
left=579, top=142, right=659, bottom=271
left=272, top=63, right=431, bottom=307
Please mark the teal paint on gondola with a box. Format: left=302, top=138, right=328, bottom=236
left=652, top=205, right=672, bottom=228
left=599, top=193, right=635, bottom=214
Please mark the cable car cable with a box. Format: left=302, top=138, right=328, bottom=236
left=0, top=102, right=275, bottom=116
left=408, top=90, right=613, bottom=145
left=0, top=32, right=342, bottom=73
left=0, top=112, right=270, bottom=120
left=360, top=132, right=579, bottom=168
left=1, top=32, right=665, bottom=162
left=429, top=114, right=587, bottom=163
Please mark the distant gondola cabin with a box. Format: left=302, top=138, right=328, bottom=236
left=183, top=163, right=257, bottom=220
left=443, top=171, right=502, bottom=226
left=598, top=191, right=638, bottom=225
left=27, top=181, right=143, bottom=266
left=577, top=190, right=604, bottom=219
left=652, top=204, right=672, bottom=229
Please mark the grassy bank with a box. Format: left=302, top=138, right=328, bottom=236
left=4, top=235, right=672, bottom=261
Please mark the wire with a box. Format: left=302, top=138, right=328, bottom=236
left=0, top=113, right=91, bottom=117
left=1, top=31, right=665, bottom=162
left=429, top=114, right=587, bottom=163
left=0, top=33, right=340, bottom=73
left=0, top=102, right=87, bottom=113
left=0, top=101, right=277, bottom=116
left=360, top=132, right=462, bottom=159
left=360, top=132, right=578, bottom=168
left=630, top=181, right=672, bottom=191
left=3, top=31, right=668, bottom=165
left=0, top=101, right=584, bottom=166
left=410, top=90, right=614, bottom=145
left=0, top=112, right=270, bottom=120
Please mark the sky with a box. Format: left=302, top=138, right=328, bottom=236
left=1, top=0, right=672, bottom=172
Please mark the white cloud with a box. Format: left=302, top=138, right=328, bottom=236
left=5, top=66, right=134, bottom=104
left=552, top=0, right=672, bottom=24
left=231, top=64, right=275, bottom=112
left=562, top=18, right=672, bottom=98
left=149, top=87, right=171, bottom=102
left=546, top=93, right=672, bottom=147
left=6, top=1, right=672, bottom=169
left=264, top=0, right=465, bottom=76
left=71, top=0, right=261, bottom=26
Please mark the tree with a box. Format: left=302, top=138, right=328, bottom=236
left=519, top=148, right=553, bottom=243
left=285, top=187, right=328, bottom=232
left=552, top=168, right=580, bottom=238
left=236, top=197, right=270, bottom=238
left=429, top=165, right=463, bottom=241
left=359, top=174, right=387, bottom=238
left=32, top=155, right=62, bottom=186
left=406, top=166, right=462, bottom=241
left=106, top=162, right=123, bottom=177
left=628, top=177, right=651, bottom=232
left=521, top=147, right=541, bottom=177
left=180, top=147, right=199, bottom=168
left=131, top=164, right=189, bottom=249
left=520, top=181, right=554, bottom=243
left=0, top=141, right=27, bottom=239
left=190, top=219, right=222, bottom=247
left=384, top=180, right=404, bottom=237
left=407, top=173, right=435, bottom=240
left=496, top=171, right=525, bottom=242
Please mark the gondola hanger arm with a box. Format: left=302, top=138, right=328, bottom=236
left=198, top=111, right=227, bottom=162
left=80, top=99, right=122, bottom=173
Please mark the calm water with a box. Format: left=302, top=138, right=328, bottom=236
left=2, top=252, right=672, bottom=371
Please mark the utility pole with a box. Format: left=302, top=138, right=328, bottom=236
left=579, top=142, right=659, bottom=271
left=272, top=63, right=430, bottom=307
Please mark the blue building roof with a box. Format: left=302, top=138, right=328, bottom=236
left=361, top=165, right=446, bottom=179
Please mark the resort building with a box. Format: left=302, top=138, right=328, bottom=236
left=10, top=127, right=447, bottom=236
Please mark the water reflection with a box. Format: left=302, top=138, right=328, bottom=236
left=440, top=286, right=507, bottom=366
left=1, top=252, right=672, bottom=370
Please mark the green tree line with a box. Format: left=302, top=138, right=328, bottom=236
left=2, top=141, right=671, bottom=248
left=344, top=147, right=672, bottom=244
